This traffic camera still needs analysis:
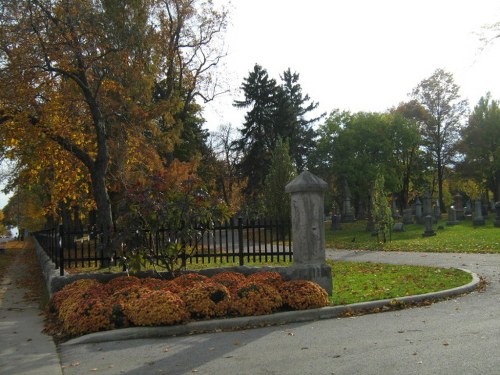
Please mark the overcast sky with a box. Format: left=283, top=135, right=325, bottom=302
left=204, top=0, right=500, bottom=131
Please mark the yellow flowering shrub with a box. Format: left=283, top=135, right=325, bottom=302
left=232, top=281, right=283, bottom=316
left=180, top=281, right=231, bottom=319
left=123, top=288, right=189, bottom=326
left=279, top=280, right=329, bottom=310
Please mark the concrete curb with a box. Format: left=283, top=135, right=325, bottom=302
left=62, top=269, right=480, bottom=346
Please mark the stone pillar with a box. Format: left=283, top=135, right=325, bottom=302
left=454, top=193, right=464, bottom=220
left=446, top=206, right=459, bottom=226
left=285, top=171, right=333, bottom=295
left=402, top=208, right=413, bottom=224
left=433, top=200, right=442, bottom=222
left=473, top=199, right=485, bottom=226
left=422, top=215, right=436, bottom=237
left=494, top=202, right=500, bottom=228
left=423, top=191, right=433, bottom=218
left=415, top=198, right=423, bottom=224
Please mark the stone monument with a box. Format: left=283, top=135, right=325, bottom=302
left=285, top=171, right=333, bottom=295
left=422, top=215, right=436, bottom=237
left=494, top=202, right=500, bottom=228
left=454, top=193, right=464, bottom=220
left=415, top=198, right=423, bottom=224
left=446, top=206, right=459, bottom=226
left=473, top=198, right=485, bottom=226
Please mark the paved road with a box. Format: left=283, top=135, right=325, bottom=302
left=58, top=250, right=500, bottom=375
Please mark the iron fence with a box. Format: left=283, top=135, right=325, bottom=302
left=33, top=217, right=292, bottom=276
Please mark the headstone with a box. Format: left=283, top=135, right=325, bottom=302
left=464, top=200, right=472, bottom=218
left=494, top=202, right=500, bottom=228
left=391, top=196, right=401, bottom=219
left=331, top=214, right=342, bottom=231
left=422, top=191, right=433, bottom=218
left=285, top=171, right=332, bottom=295
left=446, top=206, right=459, bottom=226
left=393, top=222, right=405, bottom=232
left=422, top=215, right=436, bottom=237
left=402, top=208, right=413, bottom=224
left=433, top=200, right=442, bottom=222
left=482, top=201, right=489, bottom=218
left=415, top=198, right=423, bottom=224
left=473, top=199, right=485, bottom=226
left=454, top=193, right=464, bottom=220
left=341, top=181, right=355, bottom=223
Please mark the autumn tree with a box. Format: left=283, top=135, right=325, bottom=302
left=0, top=0, right=228, bottom=257
left=411, top=69, right=468, bottom=212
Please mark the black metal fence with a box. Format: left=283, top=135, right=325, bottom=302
left=33, top=218, right=292, bottom=276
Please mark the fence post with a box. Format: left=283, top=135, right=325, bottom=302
left=58, top=224, right=65, bottom=276
left=238, top=217, right=244, bottom=266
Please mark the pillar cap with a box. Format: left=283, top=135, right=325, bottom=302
left=285, top=171, right=328, bottom=193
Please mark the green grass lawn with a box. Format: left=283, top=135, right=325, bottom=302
left=329, top=260, right=472, bottom=305
left=325, top=217, right=500, bottom=253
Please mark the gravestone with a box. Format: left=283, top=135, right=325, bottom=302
left=331, top=214, right=342, bottom=231
left=464, top=200, right=472, bottom=218
left=341, top=182, right=355, bottom=223
left=433, top=200, right=442, bottom=222
left=393, top=222, right=405, bottom=232
left=415, top=198, right=423, bottom=224
left=422, top=215, right=436, bottom=237
left=402, top=208, right=413, bottom=224
left=391, top=196, right=401, bottom=219
left=473, top=199, right=485, bottom=226
left=446, top=206, right=459, bottom=226
left=285, top=171, right=332, bottom=295
left=454, top=193, right=464, bottom=220
left=422, top=192, right=433, bottom=218
left=494, top=202, right=500, bottom=228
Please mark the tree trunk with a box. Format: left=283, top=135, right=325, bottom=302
left=91, top=168, right=113, bottom=260
left=437, top=157, right=446, bottom=213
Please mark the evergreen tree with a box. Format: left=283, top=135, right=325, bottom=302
left=233, top=64, right=322, bottom=198
left=263, top=138, right=296, bottom=222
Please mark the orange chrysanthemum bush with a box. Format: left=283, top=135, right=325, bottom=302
left=247, top=271, right=284, bottom=287
left=231, top=281, right=283, bottom=316
left=172, top=273, right=209, bottom=288
left=140, top=277, right=170, bottom=290
left=122, top=287, right=189, bottom=326
left=210, top=271, right=247, bottom=294
left=279, top=280, right=329, bottom=310
left=180, top=281, right=232, bottom=319
left=57, top=284, right=113, bottom=336
left=47, top=278, right=102, bottom=315
left=106, top=275, right=142, bottom=293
